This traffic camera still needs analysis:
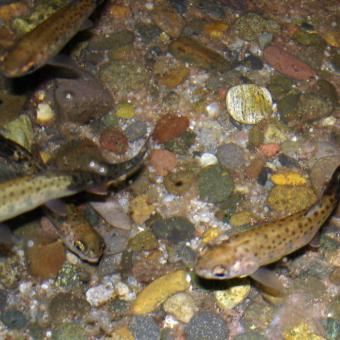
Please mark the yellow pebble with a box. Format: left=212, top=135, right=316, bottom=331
left=115, top=102, right=135, bottom=119
left=321, top=31, right=340, bottom=47
left=111, top=325, right=134, bottom=340
left=283, top=322, right=325, bottom=340
left=202, top=227, right=221, bottom=244
left=203, top=22, right=229, bottom=39
left=230, top=211, right=254, bottom=227
left=214, top=281, right=251, bottom=310
left=130, top=195, right=154, bottom=225
left=271, top=172, right=307, bottom=186
left=131, top=270, right=190, bottom=315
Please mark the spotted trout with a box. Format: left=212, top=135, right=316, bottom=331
left=0, top=0, right=100, bottom=77
left=195, top=165, right=340, bottom=291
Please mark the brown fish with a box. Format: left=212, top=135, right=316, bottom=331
left=195, top=165, right=340, bottom=291
left=0, top=0, right=99, bottom=77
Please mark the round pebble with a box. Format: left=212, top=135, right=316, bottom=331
left=151, top=216, right=195, bottom=243
left=99, top=127, right=128, bottom=155
left=52, top=323, right=87, bottom=340
left=214, top=281, right=251, bottom=310
left=198, top=165, right=234, bottom=203
left=216, top=143, right=246, bottom=169
left=184, top=311, right=229, bottom=340
left=164, top=169, right=195, bottom=195
left=149, top=149, right=177, bottom=176
left=1, top=309, right=28, bottom=330
left=0, top=290, right=7, bottom=310
left=226, top=84, right=273, bottom=124
left=129, top=316, right=160, bottom=340
left=125, top=121, right=148, bottom=142
left=163, top=292, right=198, bottom=323
left=128, top=230, right=158, bottom=252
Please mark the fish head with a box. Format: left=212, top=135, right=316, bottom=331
left=195, top=242, right=258, bottom=280
left=66, top=228, right=105, bottom=263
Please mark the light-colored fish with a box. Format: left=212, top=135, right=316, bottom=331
left=195, top=165, right=340, bottom=291
left=0, top=0, right=99, bottom=77
left=45, top=204, right=104, bottom=263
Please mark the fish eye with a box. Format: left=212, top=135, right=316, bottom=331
left=212, top=265, right=227, bottom=278
left=74, top=240, right=86, bottom=252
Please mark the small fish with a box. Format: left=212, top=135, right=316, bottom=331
left=0, top=0, right=99, bottom=77
left=45, top=204, right=104, bottom=263
left=195, top=165, right=340, bottom=291
left=0, top=143, right=147, bottom=223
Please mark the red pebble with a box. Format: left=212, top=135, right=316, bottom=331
left=263, top=46, right=316, bottom=80
left=99, top=127, right=128, bottom=155
left=153, top=114, right=189, bottom=143
left=259, top=143, right=280, bottom=157
left=149, top=149, right=177, bottom=176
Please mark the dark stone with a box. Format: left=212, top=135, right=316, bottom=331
left=129, top=316, right=161, bottom=340
left=168, top=0, right=188, bottom=13
left=257, top=167, right=272, bottom=186
left=1, top=309, right=28, bottom=330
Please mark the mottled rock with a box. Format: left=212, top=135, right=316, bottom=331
left=48, top=293, right=90, bottom=324
left=152, top=5, right=184, bottom=38
left=164, top=168, right=195, bottom=195
left=185, top=312, right=229, bottom=340
left=129, top=316, right=161, bottom=340
left=52, top=323, right=87, bottom=340
left=0, top=309, right=28, bottom=330
left=0, top=290, right=7, bottom=311
left=164, top=131, right=196, bottom=155
left=128, top=230, right=158, bottom=252
left=214, top=281, right=251, bottom=309
left=198, top=165, right=234, bottom=203
left=125, top=121, right=148, bottom=142
left=89, top=30, right=135, bottom=51
left=297, top=93, right=333, bottom=122
left=158, top=64, right=189, bottom=88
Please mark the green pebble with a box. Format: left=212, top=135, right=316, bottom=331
left=297, top=93, right=333, bottom=121
left=164, top=169, right=196, bottom=195
left=164, top=131, right=196, bottom=155
left=293, top=31, right=325, bottom=46
left=198, top=165, right=234, bottom=204
left=52, top=323, right=87, bottom=340
left=89, top=30, right=135, bottom=51
left=151, top=216, right=195, bottom=243
left=1, top=310, right=28, bottom=330
left=248, top=125, right=264, bottom=149
left=128, top=230, right=158, bottom=252
left=268, top=74, right=295, bottom=100
left=116, top=102, right=135, bottom=119
left=234, top=332, right=266, bottom=340
left=55, top=263, right=80, bottom=288
left=322, top=318, right=340, bottom=340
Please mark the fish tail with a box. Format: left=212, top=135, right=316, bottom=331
left=322, top=164, right=340, bottom=199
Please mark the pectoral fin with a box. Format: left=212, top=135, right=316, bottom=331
left=309, top=231, right=321, bottom=248
left=86, top=183, right=108, bottom=196
left=250, top=267, right=285, bottom=295
left=44, top=199, right=67, bottom=216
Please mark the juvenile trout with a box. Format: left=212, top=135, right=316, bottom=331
left=45, top=204, right=104, bottom=263
left=0, top=0, right=98, bottom=77
left=195, top=165, right=340, bottom=289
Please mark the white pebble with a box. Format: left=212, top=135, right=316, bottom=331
left=199, top=153, right=218, bottom=167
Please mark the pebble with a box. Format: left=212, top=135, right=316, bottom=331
left=321, top=318, right=340, bottom=340
left=283, top=322, right=325, bottom=340
left=89, top=30, right=135, bottom=51
left=216, top=143, right=247, bottom=169
left=169, top=36, right=231, bottom=71
left=111, top=325, right=134, bottom=340
left=271, top=171, right=307, bottom=186
left=0, top=309, right=28, bottom=330
left=184, top=311, right=229, bottom=340
left=214, top=281, right=251, bottom=309
left=86, top=278, right=117, bottom=307
left=125, top=121, right=148, bottom=142
left=226, top=84, right=273, bottom=124
left=52, top=323, right=87, bottom=340
left=164, top=168, right=196, bottom=195
left=128, top=230, right=158, bottom=252
left=248, top=125, right=265, bottom=149
left=322, top=31, right=340, bottom=48
left=129, top=316, right=161, bottom=340
left=131, top=270, right=190, bottom=314
left=230, top=13, right=280, bottom=42
left=278, top=93, right=301, bottom=123
left=36, top=102, right=55, bottom=125
left=230, top=211, right=254, bottom=227
left=198, top=164, right=234, bottom=203
left=245, top=158, right=265, bottom=179
left=149, top=149, right=177, bottom=176
left=26, top=240, right=66, bottom=279
left=152, top=5, right=184, bottom=38
left=130, top=195, right=155, bottom=224
left=163, top=292, right=198, bottom=323
left=267, top=185, right=316, bottom=214
left=164, top=131, right=196, bottom=155
left=168, top=0, right=187, bottom=13
left=48, top=293, right=90, bottom=324
left=234, top=332, right=267, bottom=340
left=158, top=64, right=189, bottom=88
left=115, top=102, right=135, bottom=119
left=259, top=143, right=280, bottom=157
left=0, top=290, right=6, bottom=310
left=151, top=216, right=195, bottom=243
left=203, top=21, right=229, bottom=39
left=91, top=201, right=132, bottom=230
left=99, top=127, right=128, bottom=155
left=153, top=114, right=189, bottom=143
left=54, top=77, right=113, bottom=124
left=263, top=46, right=316, bottom=80
left=202, top=227, right=221, bottom=243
